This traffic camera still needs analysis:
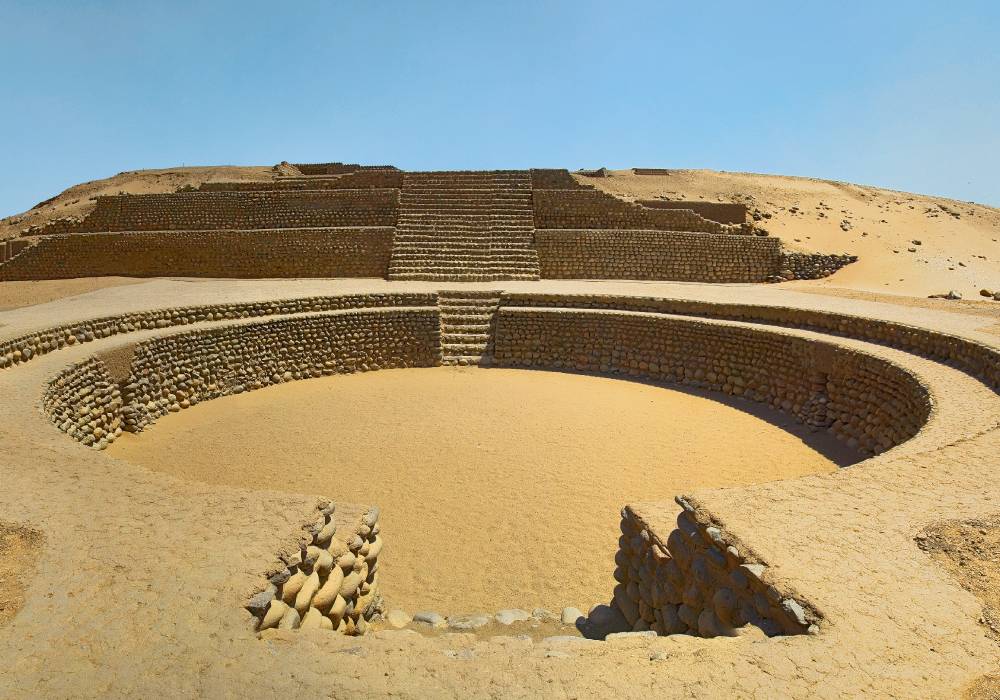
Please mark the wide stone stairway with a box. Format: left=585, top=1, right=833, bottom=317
left=387, top=171, right=541, bottom=281
left=436, top=290, right=503, bottom=365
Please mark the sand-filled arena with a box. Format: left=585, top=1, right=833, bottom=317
left=0, top=161, right=998, bottom=698
left=107, top=366, right=848, bottom=612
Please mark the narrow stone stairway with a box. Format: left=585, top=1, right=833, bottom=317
left=388, top=171, right=541, bottom=282
left=437, top=290, right=503, bottom=365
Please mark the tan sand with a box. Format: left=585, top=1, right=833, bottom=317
left=586, top=169, right=1000, bottom=299
left=108, top=366, right=847, bottom=614
left=0, top=277, right=145, bottom=311
left=0, top=523, right=43, bottom=627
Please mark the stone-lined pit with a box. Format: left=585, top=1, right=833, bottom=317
left=35, top=293, right=937, bottom=639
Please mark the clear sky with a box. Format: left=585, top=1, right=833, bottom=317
left=2, top=0, right=998, bottom=217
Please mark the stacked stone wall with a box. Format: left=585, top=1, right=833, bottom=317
left=534, top=229, right=781, bottom=281
left=119, top=308, right=440, bottom=433
left=0, top=228, right=394, bottom=280
left=780, top=252, right=858, bottom=280
left=533, top=190, right=733, bottom=234
left=530, top=169, right=590, bottom=190
left=500, top=293, right=1000, bottom=390
left=616, top=499, right=818, bottom=637
left=27, top=190, right=398, bottom=235
left=42, top=357, right=123, bottom=450
left=2, top=293, right=435, bottom=372
left=249, top=502, right=384, bottom=635
left=201, top=171, right=403, bottom=191
left=637, top=200, right=747, bottom=225
left=493, top=308, right=931, bottom=456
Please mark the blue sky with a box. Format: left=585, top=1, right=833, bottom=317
left=2, top=0, right=998, bottom=216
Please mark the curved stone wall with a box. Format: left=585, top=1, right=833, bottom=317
left=501, top=293, right=1000, bottom=389
left=42, top=356, right=123, bottom=449
left=29, top=292, right=958, bottom=641
left=492, top=308, right=931, bottom=456
left=3, top=292, right=436, bottom=371
left=119, top=308, right=440, bottom=433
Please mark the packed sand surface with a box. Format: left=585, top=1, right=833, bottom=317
left=0, top=277, right=145, bottom=311
left=0, top=165, right=270, bottom=240
left=0, top=523, right=43, bottom=627
left=108, top=366, right=846, bottom=613
left=586, top=169, right=1000, bottom=298
left=919, top=516, right=1000, bottom=698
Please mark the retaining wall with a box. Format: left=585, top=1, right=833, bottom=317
left=637, top=200, right=747, bottom=225
left=492, top=308, right=931, bottom=456
left=780, top=252, right=858, bottom=280
left=0, top=228, right=394, bottom=280
left=534, top=229, right=781, bottom=281
left=499, top=293, right=1000, bottom=390
left=533, top=190, right=733, bottom=234
left=119, top=308, right=440, bottom=433
left=27, top=190, right=398, bottom=234
left=201, top=171, right=403, bottom=191
left=616, top=500, right=818, bottom=637
left=6, top=292, right=435, bottom=372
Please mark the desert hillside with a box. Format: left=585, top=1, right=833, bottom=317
left=586, top=169, right=1000, bottom=299
left=3, top=165, right=998, bottom=299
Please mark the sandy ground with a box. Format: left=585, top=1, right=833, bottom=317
left=919, top=516, right=1000, bottom=698
left=0, top=523, right=42, bottom=627
left=0, top=277, right=146, bottom=311
left=107, top=366, right=846, bottom=614
left=586, top=169, right=1000, bottom=299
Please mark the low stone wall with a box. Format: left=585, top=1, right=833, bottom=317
left=2, top=292, right=435, bottom=372
left=534, top=229, right=781, bottom=282
left=0, top=228, right=394, bottom=280
left=248, top=501, right=384, bottom=635
left=616, top=499, right=817, bottom=637
left=534, top=190, right=733, bottom=234
left=779, top=252, right=858, bottom=280
left=293, top=163, right=397, bottom=175
left=27, top=190, right=398, bottom=235
left=492, top=308, right=931, bottom=456
left=500, top=293, right=1000, bottom=390
left=637, top=200, right=747, bottom=225
left=0, top=239, right=31, bottom=263
left=201, top=171, right=403, bottom=191
left=119, top=308, right=440, bottom=433
left=530, top=169, right=589, bottom=190
left=42, top=356, right=123, bottom=449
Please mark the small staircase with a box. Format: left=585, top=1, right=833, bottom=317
left=437, top=290, right=503, bottom=366
left=388, top=171, right=541, bottom=282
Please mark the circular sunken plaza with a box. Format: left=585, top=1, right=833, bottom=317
left=0, top=165, right=998, bottom=698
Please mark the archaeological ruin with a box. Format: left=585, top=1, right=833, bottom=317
left=0, top=162, right=997, bottom=698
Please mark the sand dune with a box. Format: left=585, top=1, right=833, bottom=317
left=587, top=169, right=1000, bottom=298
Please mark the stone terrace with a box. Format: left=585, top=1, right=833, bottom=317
left=1, top=165, right=855, bottom=284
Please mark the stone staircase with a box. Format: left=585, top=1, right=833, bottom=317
left=388, top=171, right=541, bottom=281
left=437, top=290, right=503, bottom=365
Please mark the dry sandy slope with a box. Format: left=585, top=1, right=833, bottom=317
left=586, top=169, right=1000, bottom=299
left=0, top=165, right=272, bottom=241
left=107, top=367, right=845, bottom=614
